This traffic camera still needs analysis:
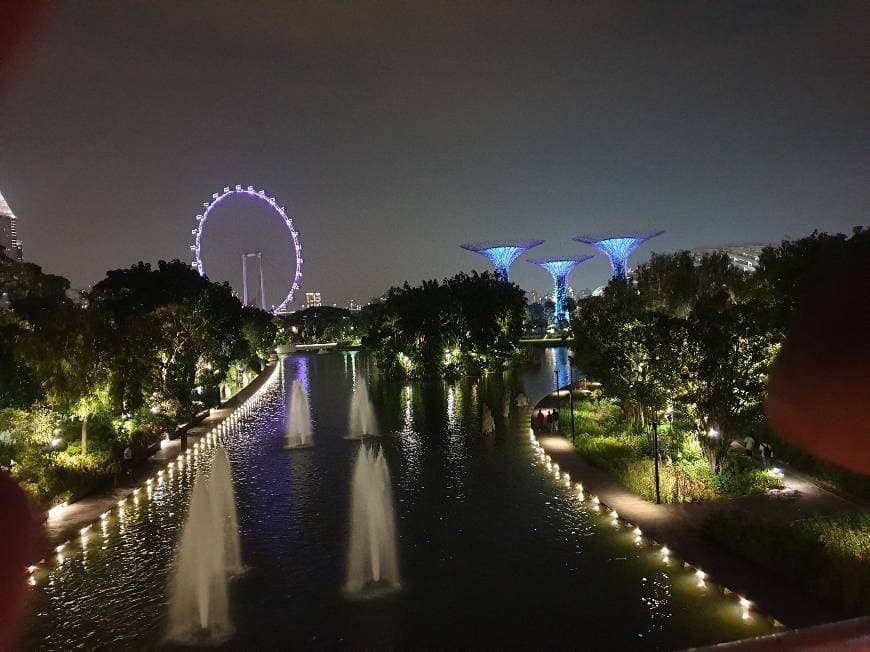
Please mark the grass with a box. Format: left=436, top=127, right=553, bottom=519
left=703, top=511, right=870, bottom=615
left=557, top=398, right=781, bottom=503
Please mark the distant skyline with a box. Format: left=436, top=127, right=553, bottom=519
left=1, top=2, right=867, bottom=305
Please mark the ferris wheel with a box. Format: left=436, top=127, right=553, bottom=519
left=190, top=185, right=302, bottom=314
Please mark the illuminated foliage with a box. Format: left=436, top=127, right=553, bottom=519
left=365, top=271, right=526, bottom=377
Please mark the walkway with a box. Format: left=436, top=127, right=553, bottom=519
left=35, top=362, right=278, bottom=564
left=531, top=387, right=866, bottom=630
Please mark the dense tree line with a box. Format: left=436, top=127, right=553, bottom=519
left=276, top=306, right=364, bottom=346
left=571, top=227, right=870, bottom=475
left=0, top=254, right=276, bottom=508
left=364, top=271, right=527, bottom=377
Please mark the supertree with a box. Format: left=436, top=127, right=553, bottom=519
left=460, top=240, right=544, bottom=281
left=528, top=256, right=594, bottom=325
left=572, top=231, right=664, bottom=278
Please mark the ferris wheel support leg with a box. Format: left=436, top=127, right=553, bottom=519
left=242, top=253, right=249, bottom=306
left=258, top=252, right=265, bottom=310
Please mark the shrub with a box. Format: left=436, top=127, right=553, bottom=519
left=703, top=511, right=870, bottom=615
left=714, top=452, right=783, bottom=497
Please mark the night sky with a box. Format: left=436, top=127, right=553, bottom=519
left=1, top=1, right=867, bottom=307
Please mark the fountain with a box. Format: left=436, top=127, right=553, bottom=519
left=285, top=380, right=313, bottom=448
left=210, top=448, right=243, bottom=575
left=166, top=448, right=241, bottom=644
left=347, top=377, right=378, bottom=438
left=344, top=444, right=400, bottom=595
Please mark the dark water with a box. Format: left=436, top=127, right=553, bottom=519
left=24, top=348, right=774, bottom=650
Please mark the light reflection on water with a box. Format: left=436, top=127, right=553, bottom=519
left=24, top=348, right=775, bottom=650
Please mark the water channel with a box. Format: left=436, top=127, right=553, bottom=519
left=24, top=348, right=774, bottom=650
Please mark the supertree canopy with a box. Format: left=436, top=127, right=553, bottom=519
left=460, top=240, right=544, bottom=281
left=573, top=231, right=664, bottom=278
left=528, top=256, right=594, bottom=325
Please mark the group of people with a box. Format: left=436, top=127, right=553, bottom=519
left=743, top=435, right=775, bottom=467
left=729, top=435, right=775, bottom=467
left=534, top=408, right=560, bottom=433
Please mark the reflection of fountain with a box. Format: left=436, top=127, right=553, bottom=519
left=481, top=404, right=496, bottom=434
left=167, top=448, right=240, bottom=645
left=285, top=380, right=313, bottom=448
left=347, top=377, right=378, bottom=438
left=344, top=444, right=400, bottom=595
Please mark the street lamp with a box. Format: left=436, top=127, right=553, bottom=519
left=651, top=418, right=661, bottom=504
left=567, top=355, right=576, bottom=443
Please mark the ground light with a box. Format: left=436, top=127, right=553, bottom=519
left=527, top=427, right=778, bottom=628
left=26, top=362, right=281, bottom=590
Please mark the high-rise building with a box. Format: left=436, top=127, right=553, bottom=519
left=305, top=291, right=322, bottom=308
left=0, top=189, right=23, bottom=262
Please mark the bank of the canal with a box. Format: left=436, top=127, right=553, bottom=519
left=24, top=348, right=780, bottom=650
left=35, top=361, right=279, bottom=565
left=531, top=386, right=847, bottom=631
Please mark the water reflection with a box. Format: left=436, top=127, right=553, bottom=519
left=444, top=384, right=467, bottom=499
left=23, top=348, right=775, bottom=651
left=397, top=384, right=422, bottom=493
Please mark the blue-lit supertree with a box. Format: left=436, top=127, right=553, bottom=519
left=528, top=256, right=594, bottom=325
left=572, top=232, right=664, bottom=279
left=460, top=240, right=544, bottom=281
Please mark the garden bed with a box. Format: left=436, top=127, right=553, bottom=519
left=558, top=398, right=781, bottom=503
left=702, top=511, right=870, bottom=615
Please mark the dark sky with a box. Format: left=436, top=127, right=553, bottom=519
left=1, top=1, right=867, bottom=307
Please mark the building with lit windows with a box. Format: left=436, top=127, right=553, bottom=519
left=305, top=292, right=322, bottom=308
left=0, top=189, right=22, bottom=262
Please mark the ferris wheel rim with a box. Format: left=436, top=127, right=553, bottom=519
left=191, top=184, right=302, bottom=314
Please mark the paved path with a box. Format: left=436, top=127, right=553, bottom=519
left=35, top=362, right=277, bottom=564
left=531, top=387, right=866, bottom=630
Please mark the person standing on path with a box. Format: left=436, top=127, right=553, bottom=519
left=107, top=459, right=122, bottom=488
left=760, top=442, right=774, bottom=468
left=552, top=409, right=560, bottom=433
left=744, top=434, right=756, bottom=457
left=535, top=409, right=546, bottom=431
left=122, top=445, right=133, bottom=475
left=546, top=410, right=554, bottom=432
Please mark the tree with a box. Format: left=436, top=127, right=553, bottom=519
left=364, top=271, right=526, bottom=377
left=15, top=304, right=107, bottom=454
left=90, top=260, right=250, bottom=419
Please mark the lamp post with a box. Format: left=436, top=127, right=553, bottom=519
left=554, top=368, right=560, bottom=396
left=568, top=356, right=576, bottom=443
left=651, top=419, right=661, bottom=504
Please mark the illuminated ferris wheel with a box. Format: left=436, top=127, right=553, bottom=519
left=190, top=184, right=303, bottom=314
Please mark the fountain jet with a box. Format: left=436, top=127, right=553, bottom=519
left=285, top=380, right=314, bottom=448
left=344, top=444, right=400, bottom=595
left=347, top=377, right=378, bottom=438
left=167, top=448, right=240, bottom=644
